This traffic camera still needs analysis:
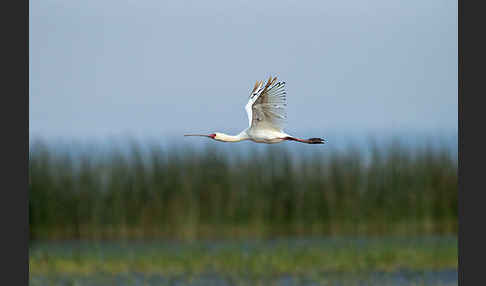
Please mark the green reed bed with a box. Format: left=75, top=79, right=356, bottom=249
left=29, top=139, right=457, bottom=240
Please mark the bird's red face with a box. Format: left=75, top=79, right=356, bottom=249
left=208, top=133, right=216, bottom=139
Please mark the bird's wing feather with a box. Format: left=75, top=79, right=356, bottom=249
left=245, top=80, right=264, bottom=127
left=245, top=76, right=287, bottom=131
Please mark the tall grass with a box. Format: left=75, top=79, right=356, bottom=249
left=29, top=139, right=457, bottom=240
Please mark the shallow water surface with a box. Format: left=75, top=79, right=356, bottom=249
left=29, top=237, right=457, bottom=286
left=30, top=270, right=458, bottom=286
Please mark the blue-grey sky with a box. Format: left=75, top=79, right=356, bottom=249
left=30, top=0, right=457, bottom=142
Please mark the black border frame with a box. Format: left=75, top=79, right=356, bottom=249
left=3, top=0, right=29, bottom=284
left=458, top=0, right=482, bottom=285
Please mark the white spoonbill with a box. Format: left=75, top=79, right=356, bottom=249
left=185, top=76, right=327, bottom=144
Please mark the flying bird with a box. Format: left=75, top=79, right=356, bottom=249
left=185, top=76, right=327, bottom=144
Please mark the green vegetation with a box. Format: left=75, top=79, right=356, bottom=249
left=29, top=138, right=457, bottom=285
left=29, top=138, right=457, bottom=240
left=29, top=237, right=457, bottom=285
left=30, top=237, right=457, bottom=276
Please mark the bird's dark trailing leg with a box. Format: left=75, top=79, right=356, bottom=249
left=284, top=137, right=327, bottom=144
left=307, top=138, right=326, bottom=144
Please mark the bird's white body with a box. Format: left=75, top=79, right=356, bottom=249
left=211, top=129, right=289, bottom=144
left=249, top=128, right=290, bottom=144
left=185, top=76, right=326, bottom=145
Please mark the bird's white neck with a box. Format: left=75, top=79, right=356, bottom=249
left=214, top=131, right=249, bottom=142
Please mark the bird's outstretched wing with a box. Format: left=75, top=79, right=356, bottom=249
left=245, top=76, right=287, bottom=131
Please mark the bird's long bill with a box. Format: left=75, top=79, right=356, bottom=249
left=184, top=134, right=212, bottom=138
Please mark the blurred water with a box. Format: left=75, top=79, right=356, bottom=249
left=30, top=269, right=458, bottom=286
